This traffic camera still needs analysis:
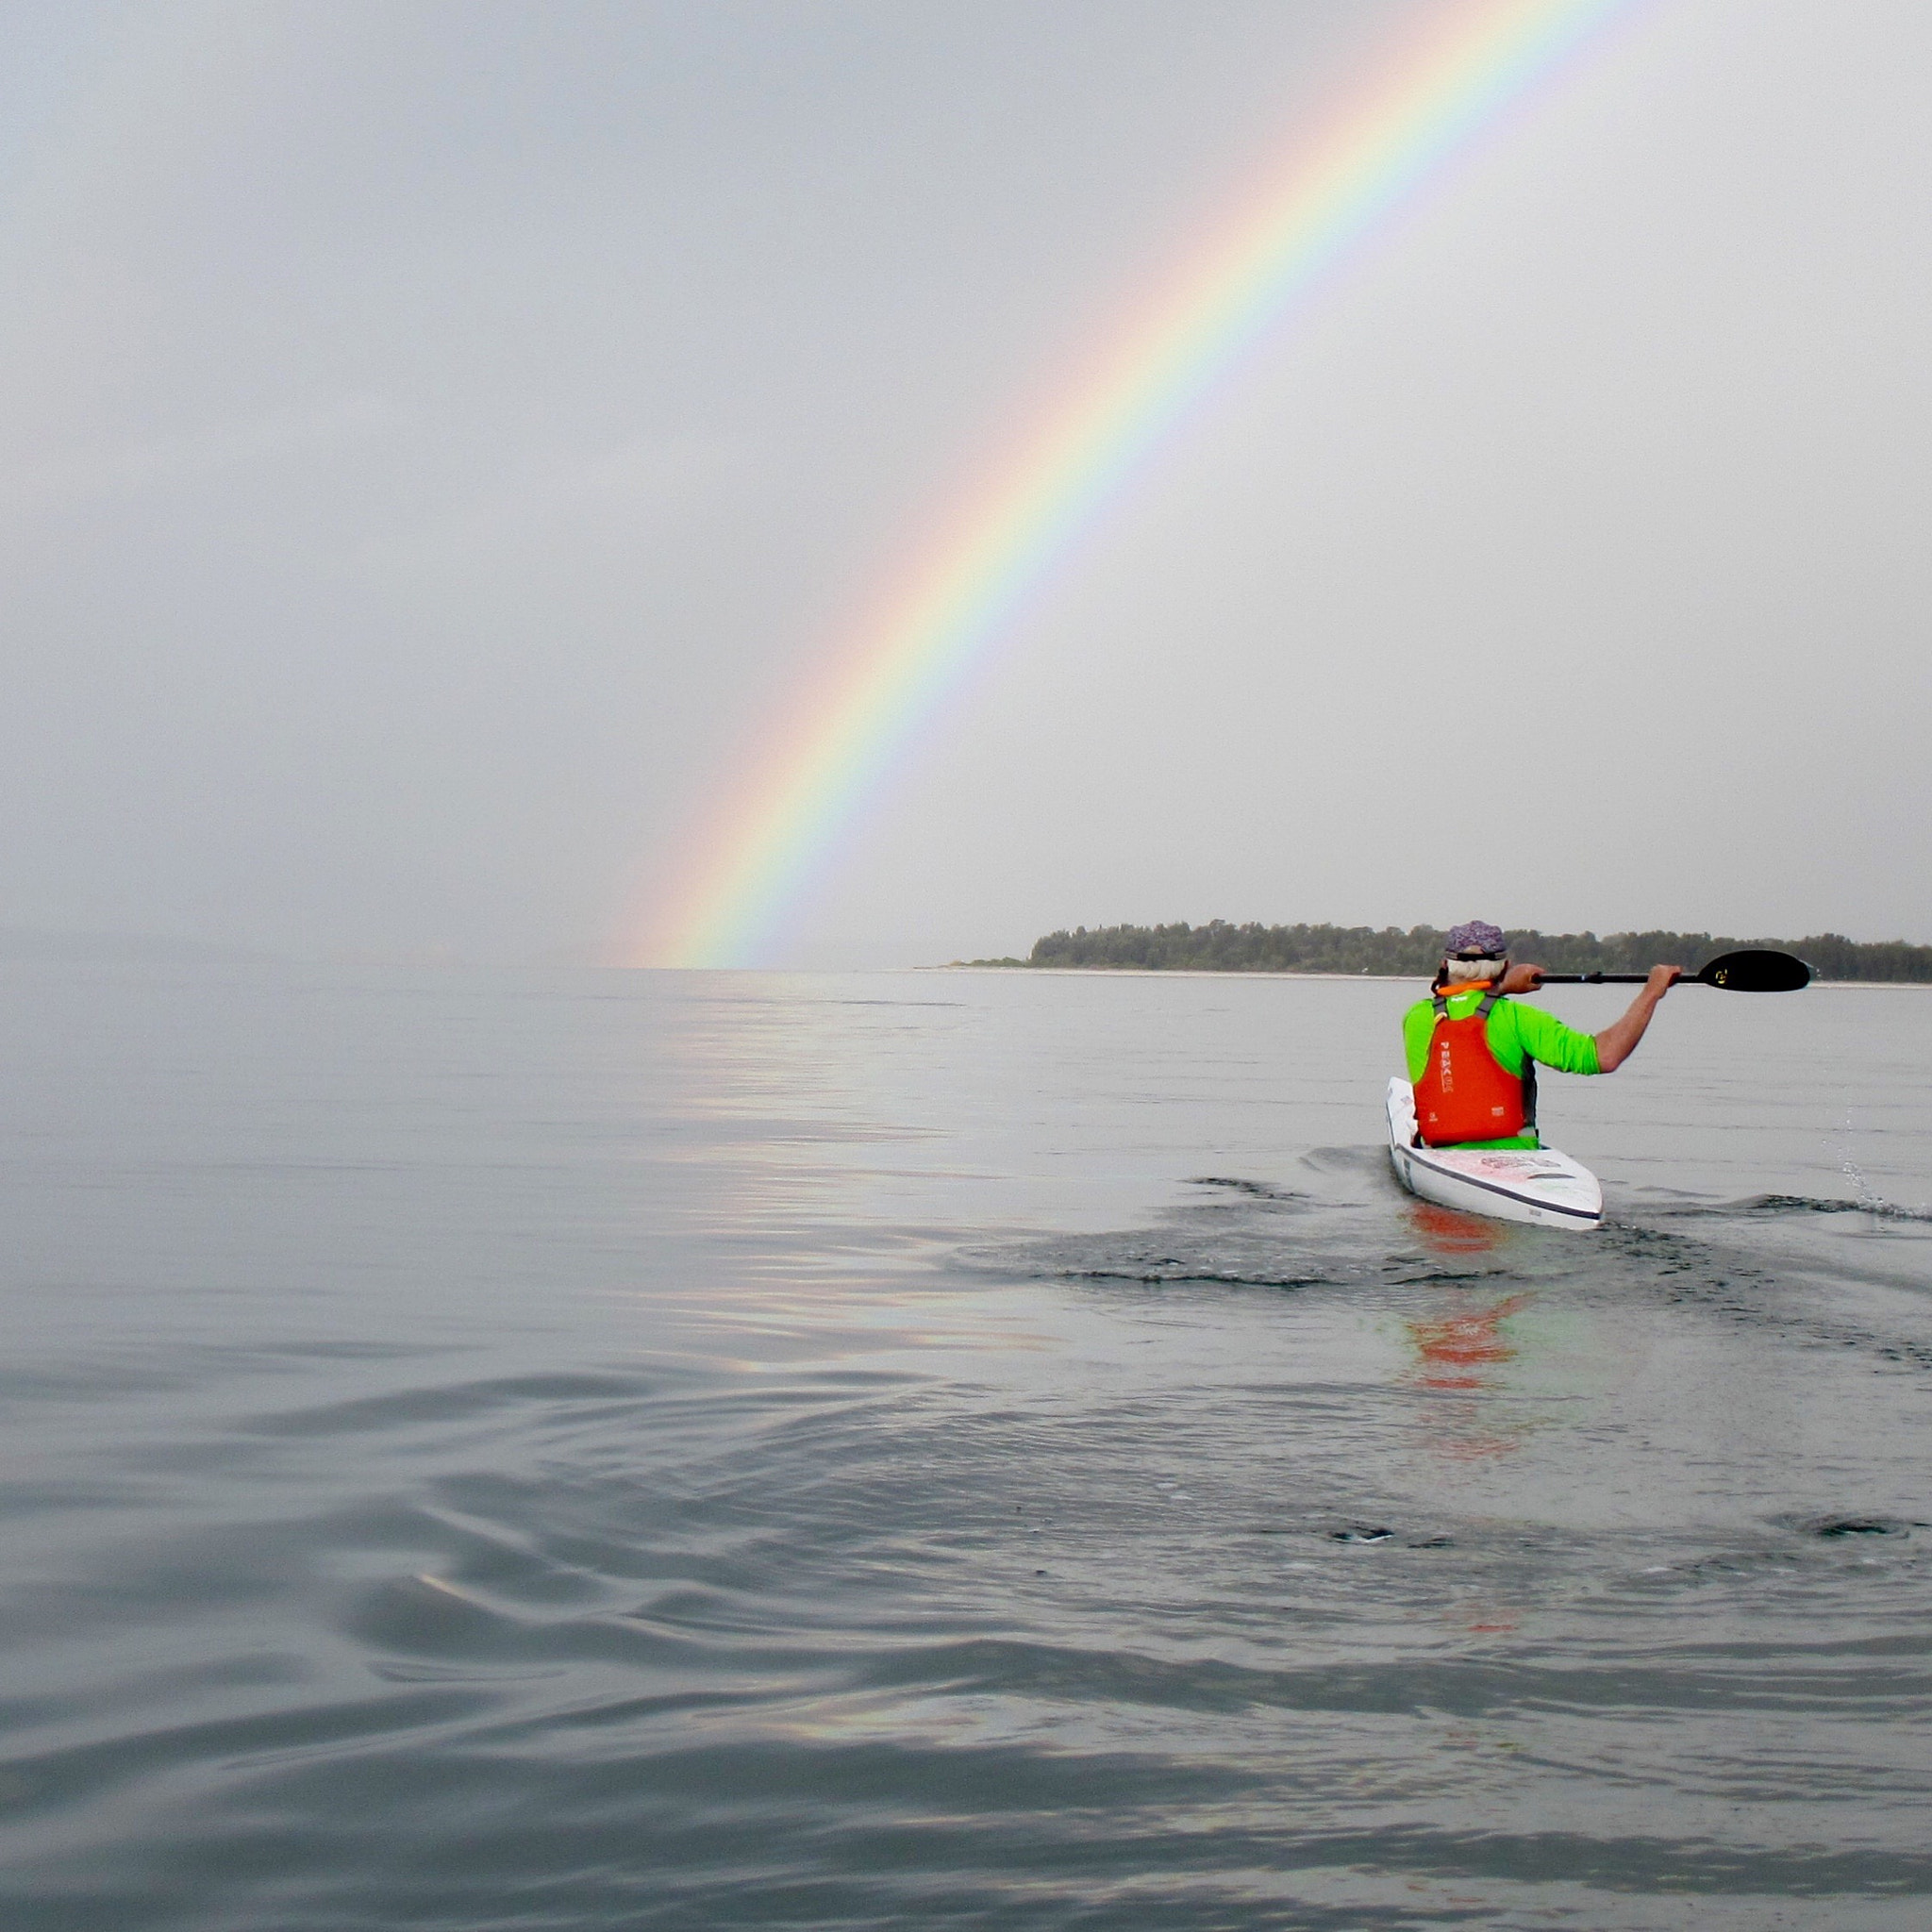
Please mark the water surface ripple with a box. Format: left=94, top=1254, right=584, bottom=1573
left=2, top=964, right=1929, bottom=1928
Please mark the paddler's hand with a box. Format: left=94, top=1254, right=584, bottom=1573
left=1499, top=962, right=1546, bottom=994
left=1646, top=964, right=1684, bottom=996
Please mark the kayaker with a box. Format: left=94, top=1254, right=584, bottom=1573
left=1404, top=920, right=1681, bottom=1150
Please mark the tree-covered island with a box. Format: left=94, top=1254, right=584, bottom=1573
left=954, top=922, right=1932, bottom=982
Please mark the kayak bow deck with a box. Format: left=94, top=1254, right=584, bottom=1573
left=1385, top=1077, right=1603, bottom=1230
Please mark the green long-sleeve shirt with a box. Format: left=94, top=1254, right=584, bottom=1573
left=1402, top=989, right=1602, bottom=1149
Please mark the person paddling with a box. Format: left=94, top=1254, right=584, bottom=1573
left=1403, top=920, right=1681, bottom=1150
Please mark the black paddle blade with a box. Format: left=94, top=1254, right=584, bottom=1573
left=1696, top=949, right=1811, bottom=991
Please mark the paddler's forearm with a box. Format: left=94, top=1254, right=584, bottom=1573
left=1593, top=966, right=1680, bottom=1072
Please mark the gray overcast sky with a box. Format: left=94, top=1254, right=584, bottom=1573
left=2, top=0, right=1928, bottom=965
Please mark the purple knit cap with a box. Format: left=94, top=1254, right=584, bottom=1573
left=1444, top=919, right=1507, bottom=958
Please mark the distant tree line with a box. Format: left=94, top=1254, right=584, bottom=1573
left=1003, top=922, right=1932, bottom=982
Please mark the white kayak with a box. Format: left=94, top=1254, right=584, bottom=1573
left=1385, top=1076, right=1602, bottom=1230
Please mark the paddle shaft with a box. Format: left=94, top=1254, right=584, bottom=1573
left=1535, top=972, right=1679, bottom=984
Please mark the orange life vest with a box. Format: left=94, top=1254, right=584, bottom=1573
left=1412, top=985, right=1530, bottom=1146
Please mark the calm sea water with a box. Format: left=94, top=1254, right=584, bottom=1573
left=3, top=962, right=1930, bottom=1930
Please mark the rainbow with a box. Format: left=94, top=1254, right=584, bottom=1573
left=644, top=0, right=1630, bottom=968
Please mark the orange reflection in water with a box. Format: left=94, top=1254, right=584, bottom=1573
left=1407, top=1292, right=1532, bottom=1395
left=1401, top=1202, right=1535, bottom=1466
left=1404, top=1277, right=1535, bottom=1630
left=1399, top=1207, right=1554, bottom=1633
left=1406, top=1200, right=1508, bottom=1257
